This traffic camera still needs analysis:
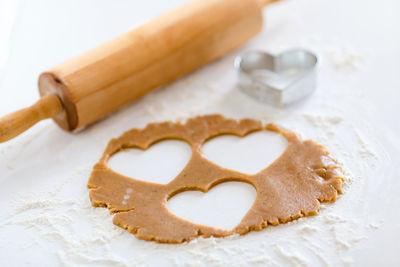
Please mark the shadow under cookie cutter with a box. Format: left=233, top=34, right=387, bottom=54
left=235, top=49, right=318, bottom=107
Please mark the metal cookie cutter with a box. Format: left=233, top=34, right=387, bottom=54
left=235, top=49, right=318, bottom=107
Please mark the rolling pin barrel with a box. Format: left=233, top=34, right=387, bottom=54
left=1, top=0, right=278, bottom=142
left=39, top=0, right=264, bottom=131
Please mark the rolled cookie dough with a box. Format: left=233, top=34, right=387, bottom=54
left=88, top=115, right=344, bottom=243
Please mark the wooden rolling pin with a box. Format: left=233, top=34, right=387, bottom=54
left=0, top=0, right=279, bottom=143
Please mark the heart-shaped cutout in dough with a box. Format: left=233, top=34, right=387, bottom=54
left=107, top=140, right=192, bottom=184
left=202, top=131, right=288, bottom=174
left=167, top=182, right=257, bottom=230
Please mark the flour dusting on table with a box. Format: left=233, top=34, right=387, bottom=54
left=0, top=109, right=384, bottom=266
left=0, top=27, right=391, bottom=267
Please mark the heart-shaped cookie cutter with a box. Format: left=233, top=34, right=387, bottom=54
left=235, top=49, right=318, bottom=107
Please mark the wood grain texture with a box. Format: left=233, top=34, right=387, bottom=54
left=41, top=0, right=264, bottom=130
left=1, top=0, right=280, bottom=142
left=0, top=94, right=62, bottom=142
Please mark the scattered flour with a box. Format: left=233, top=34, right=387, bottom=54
left=0, top=165, right=375, bottom=267
left=302, top=113, right=343, bottom=138
left=135, top=79, right=223, bottom=123
left=341, top=257, right=355, bottom=267
left=0, top=98, right=385, bottom=267
left=325, top=47, right=364, bottom=71
left=274, top=245, right=309, bottom=267
left=295, top=35, right=365, bottom=72
left=354, top=130, right=378, bottom=160
left=0, top=37, right=387, bottom=266
left=1, top=168, right=141, bottom=267
left=367, top=222, right=381, bottom=230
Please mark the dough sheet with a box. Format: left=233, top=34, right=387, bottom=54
left=88, top=115, right=344, bottom=243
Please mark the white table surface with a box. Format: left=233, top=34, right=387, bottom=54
left=0, top=0, right=399, bottom=266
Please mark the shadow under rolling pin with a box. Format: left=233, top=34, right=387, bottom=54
left=0, top=0, right=281, bottom=143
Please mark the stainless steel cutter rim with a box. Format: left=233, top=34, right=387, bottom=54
left=235, top=49, right=318, bottom=106
left=235, top=49, right=318, bottom=88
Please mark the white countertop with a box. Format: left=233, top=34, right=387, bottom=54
left=0, top=0, right=399, bottom=266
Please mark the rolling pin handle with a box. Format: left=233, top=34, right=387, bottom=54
left=0, top=94, right=63, bottom=143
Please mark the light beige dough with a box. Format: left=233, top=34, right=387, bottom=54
left=88, top=115, right=344, bottom=243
